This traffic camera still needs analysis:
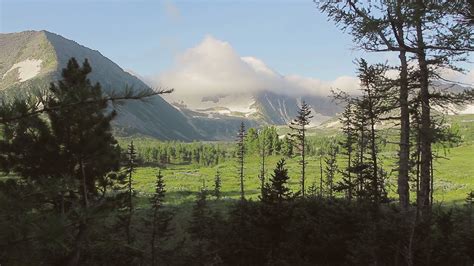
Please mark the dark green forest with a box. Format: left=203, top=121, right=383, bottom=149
left=1, top=1, right=474, bottom=265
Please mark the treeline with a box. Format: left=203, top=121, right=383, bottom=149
left=122, top=140, right=232, bottom=166
left=121, top=127, right=339, bottom=167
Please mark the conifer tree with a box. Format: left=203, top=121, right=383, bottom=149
left=47, top=58, right=121, bottom=206
left=236, top=122, right=246, bottom=200
left=288, top=101, right=313, bottom=197
left=261, top=159, right=293, bottom=204
left=259, top=158, right=294, bottom=263
left=213, top=169, right=222, bottom=200
left=123, top=141, right=137, bottom=244
left=47, top=58, right=121, bottom=264
left=337, top=103, right=357, bottom=201
left=149, top=170, right=174, bottom=266
left=188, top=188, right=219, bottom=264
left=258, top=128, right=267, bottom=196
left=324, top=142, right=339, bottom=198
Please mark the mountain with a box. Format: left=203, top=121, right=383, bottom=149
left=164, top=89, right=342, bottom=128
left=0, top=30, right=204, bottom=141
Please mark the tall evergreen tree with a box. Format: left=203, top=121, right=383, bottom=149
left=258, top=128, right=267, bottom=196
left=288, top=101, right=313, bottom=197
left=47, top=58, right=120, bottom=207
left=46, top=58, right=121, bottom=264
left=213, top=169, right=222, bottom=200
left=333, top=60, right=392, bottom=204
left=124, top=141, right=137, bottom=244
left=188, top=188, right=220, bottom=264
left=259, top=158, right=295, bottom=263
left=149, top=170, right=174, bottom=266
left=261, top=159, right=294, bottom=204
left=236, top=122, right=246, bottom=200
left=337, top=103, right=357, bottom=201
left=324, top=141, right=339, bottom=198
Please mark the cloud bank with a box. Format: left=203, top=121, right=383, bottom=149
left=151, top=35, right=361, bottom=100
left=149, top=35, right=473, bottom=103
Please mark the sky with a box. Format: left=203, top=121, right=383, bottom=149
left=1, top=0, right=472, bottom=97
left=0, top=0, right=369, bottom=78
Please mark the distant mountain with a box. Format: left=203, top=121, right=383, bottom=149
left=0, top=30, right=204, bottom=141
left=164, top=89, right=341, bottom=128
left=4, top=31, right=468, bottom=141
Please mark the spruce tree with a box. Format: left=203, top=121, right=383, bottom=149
left=149, top=170, right=174, bottom=266
left=258, top=128, right=267, bottom=196
left=261, top=158, right=294, bottom=204
left=213, top=169, right=222, bottom=200
left=336, top=103, right=357, bottom=201
left=289, top=101, right=313, bottom=197
left=324, top=141, right=339, bottom=198
left=259, top=158, right=294, bottom=263
left=188, top=188, right=218, bottom=264
left=47, top=58, right=120, bottom=206
left=47, top=58, right=121, bottom=264
left=236, top=122, right=246, bottom=200
left=124, top=141, right=137, bottom=244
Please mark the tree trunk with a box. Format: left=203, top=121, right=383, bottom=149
left=348, top=147, right=353, bottom=201
left=301, top=126, right=305, bottom=197
left=80, top=158, right=89, bottom=208
left=392, top=1, right=411, bottom=211
left=398, top=49, right=410, bottom=210
left=415, top=7, right=432, bottom=217
left=319, top=155, right=323, bottom=197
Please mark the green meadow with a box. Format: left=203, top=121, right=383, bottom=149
left=129, top=114, right=474, bottom=205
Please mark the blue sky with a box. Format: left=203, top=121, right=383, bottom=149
left=0, top=0, right=372, bottom=80
left=1, top=0, right=472, bottom=94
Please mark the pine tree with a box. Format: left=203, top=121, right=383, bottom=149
left=236, top=122, right=246, bottom=200
left=188, top=188, right=219, bottom=264
left=124, top=141, right=137, bottom=244
left=47, top=58, right=120, bottom=207
left=332, top=60, right=392, bottom=205
left=260, top=158, right=294, bottom=204
left=149, top=170, right=174, bottom=266
left=259, top=158, right=294, bottom=263
left=336, top=103, right=357, bottom=201
left=324, top=141, right=339, bottom=198
left=46, top=58, right=121, bottom=264
left=258, top=128, right=267, bottom=196
left=213, top=169, right=222, bottom=200
left=288, top=101, right=313, bottom=197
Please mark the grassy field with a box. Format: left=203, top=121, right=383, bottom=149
left=131, top=114, right=474, bottom=206
left=132, top=143, right=474, bottom=205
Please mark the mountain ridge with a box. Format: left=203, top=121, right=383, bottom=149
left=0, top=30, right=205, bottom=141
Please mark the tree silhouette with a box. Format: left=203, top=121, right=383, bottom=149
left=288, top=101, right=313, bottom=197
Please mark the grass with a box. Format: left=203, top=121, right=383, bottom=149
left=130, top=114, right=474, bottom=206
left=132, top=142, right=474, bottom=206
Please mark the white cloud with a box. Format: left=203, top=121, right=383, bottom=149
left=151, top=35, right=361, bottom=101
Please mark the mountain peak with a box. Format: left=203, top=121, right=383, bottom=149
left=0, top=30, right=205, bottom=141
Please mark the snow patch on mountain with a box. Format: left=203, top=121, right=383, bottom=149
left=460, top=104, right=474, bottom=114
left=165, top=92, right=257, bottom=117
left=3, top=59, right=43, bottom=82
